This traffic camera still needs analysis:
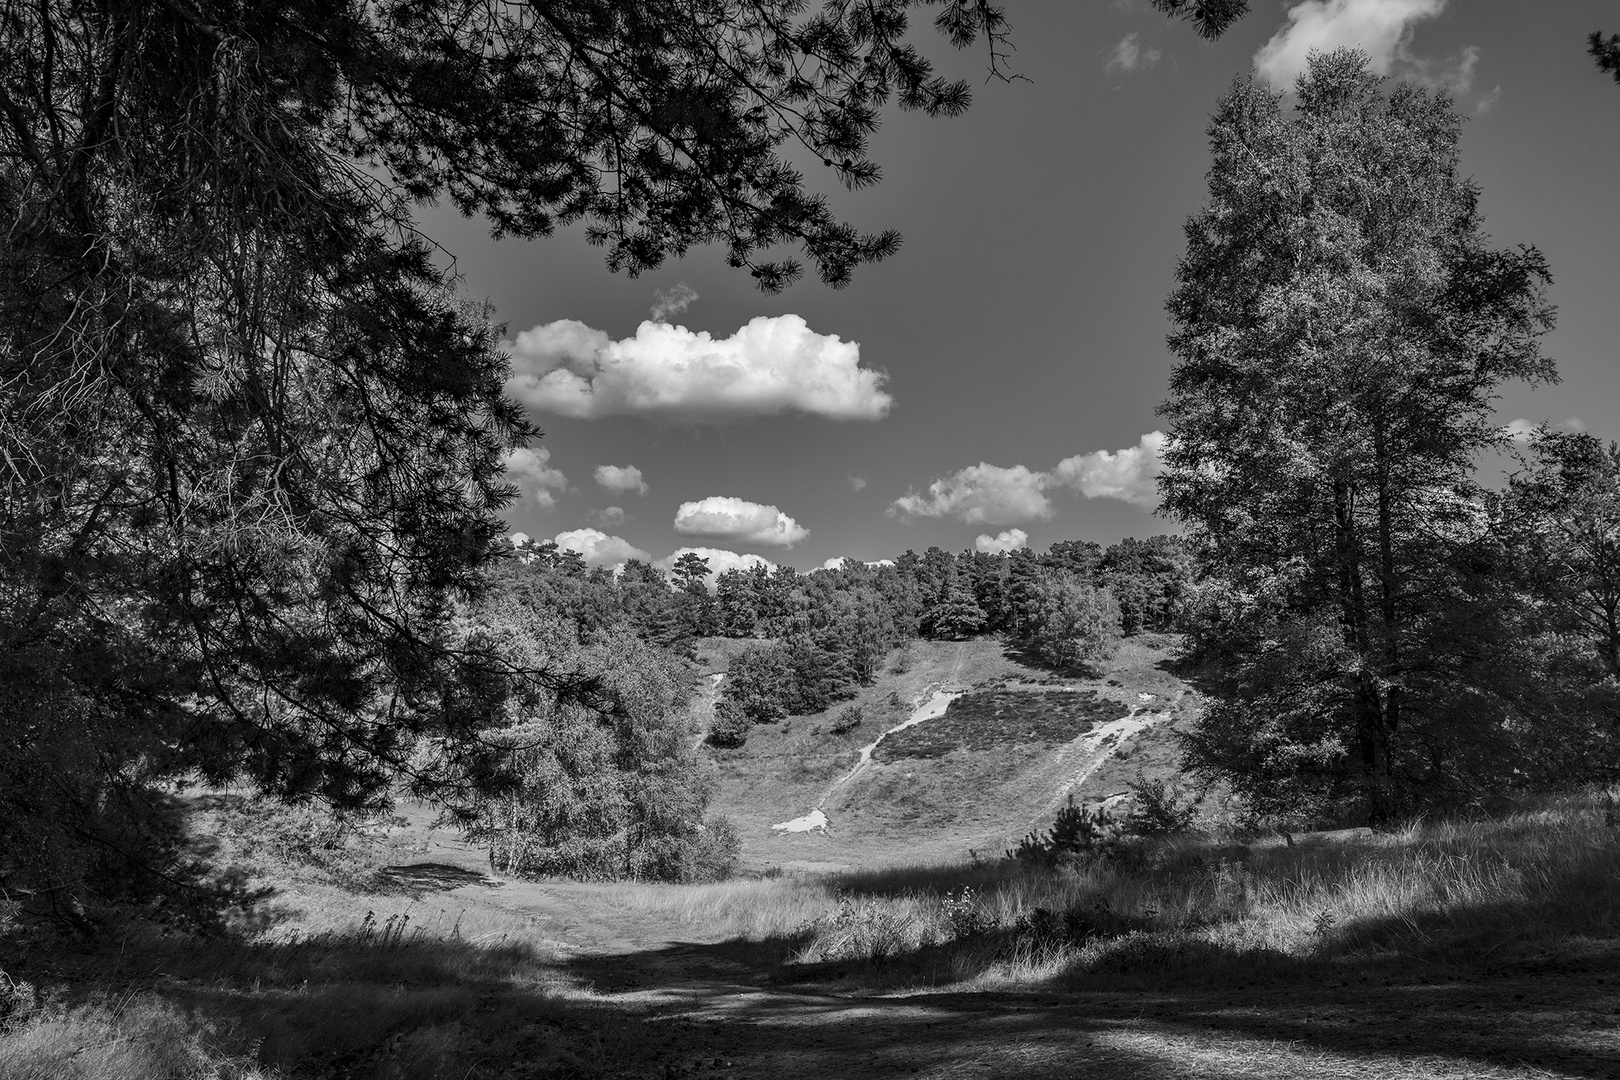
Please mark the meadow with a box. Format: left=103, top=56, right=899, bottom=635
left=3, top=789, right=1617, bottom=1079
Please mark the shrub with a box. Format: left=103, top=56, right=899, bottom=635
left=1123, top=775, right=1200, bottom=838
left=684, top=816, right=741, bottom=882
left=707, top=701, right=753, bottom=748
left=1008, top=797, right=1124, bottom=864
left=830, top=705, right=864, bottom=734
left=941, top=886, right=995, bottom=939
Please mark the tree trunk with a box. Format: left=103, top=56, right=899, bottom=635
left=1334, top=478, right=1393, bottom=825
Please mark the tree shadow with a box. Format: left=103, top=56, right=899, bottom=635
left=998, top=638, right=1108, bottom=681
left=552, top=895, right=1617, bottom=1079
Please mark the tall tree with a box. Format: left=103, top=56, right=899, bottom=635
left=1160, top=51, right=1557, bottom=824
left=0, top=0, right=1246, bottom=918
left=0, top=0, right=1003, bottom=919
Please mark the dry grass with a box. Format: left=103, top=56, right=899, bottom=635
left=4, top=788, right=1617, bottom=1079
left=0, top=997, right=273, bottom=1080
left=606, top=789, right=1620, bottom=991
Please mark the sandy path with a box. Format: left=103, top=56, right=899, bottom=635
left=813, top=685, right=965, bottom=811
left=1040, top=709, right=1161, bottom=812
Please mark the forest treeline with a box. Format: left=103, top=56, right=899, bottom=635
left=506, top=534, right=1187, bottom=751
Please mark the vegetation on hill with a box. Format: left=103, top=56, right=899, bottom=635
left=873, top=690, right=1129, bottom=761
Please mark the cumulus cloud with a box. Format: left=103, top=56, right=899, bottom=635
left=1503, top=418, right=1585, bottom=446
left=655, top=547, right=776, bottom=589
left=650, top=283, right=699, bottom=321
left=553, top=528, right=651, bottom=570
left=1107, top=32, right=1161, bottom=73
left=891, top=463, right=1053, bottom=526
left=505, top=314, right=891, bottom=422
left=590, top=506, right=627, bottom=528
left=975, top=528, right=1029, bottom=554
left=1049, top=431, right=1166, bottom=510
left=1254, top=0, right=1457, bottom=89
left=673, top=496, right=809, bottom=548
left=1503, top=418, right=1539, bottom=446
left=594, top=464, right=648, bottom=496
left=893, top=432, right=1168, bottom=524
left=848, top=475, right=868, bottom=492
left=503, top=447, right=568, bottom=508
left=510, top=531, right=531, bottom=548
left=821, top=557, right=852, bottom=571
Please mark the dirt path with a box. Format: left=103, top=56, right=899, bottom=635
left=420, top=872, right=1616, bottom=1080
left=1040, top=708, right=1160, bottom=812
left=809, top=642, right=972, bottom=814
left=814, top=685, right=965, bottom=811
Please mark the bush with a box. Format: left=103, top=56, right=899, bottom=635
left=707, top=700, right=753, bottom=748
left=1123, top=775, right=1200, bottom=838
left=830, top=705, right=864, bottom=734
left=1008, top=797, right=1125, bottom=864
left=684, top=816, right=741, bottom=882
left=941, top=886, right=995, bottom=939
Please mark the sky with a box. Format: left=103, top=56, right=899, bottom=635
left=415, top=0, right=1620, bottom=579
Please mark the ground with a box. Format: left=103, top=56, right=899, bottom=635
left=694, top=634, right=1198, bottom=871
left=4, top=635, right=1617, bottom=1080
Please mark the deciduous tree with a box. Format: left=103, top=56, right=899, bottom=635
left=1161, top=51, right=1557, bottom=823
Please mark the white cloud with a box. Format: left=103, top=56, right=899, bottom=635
left=890, top=463, right=1053, bottom=526
left=505, top=314, right=891, bottom=422
left=655, top=547, right=776, bottom=588
left=893, top=432, right=1167, bottom=524
left=975, top=528, right=1029, bottom=554
left=510, top=531, right=531, bottom=548
left=553, top=528, right=651, bottom=570
left=1049, top=431, right=1166, bottom=510
left=673, top=496, right=809, bottom=548
left=1503, top=418, right=1539, bottom=446
left=1254, top=0, right=1449, bottom=89
left=503, top=446, right=568, bottom=508
left=1476, top=84, right=1502, bottom=114
left=1107, top=33, right=1161, bottom=73
left=590, top=506, right=627, bottom=528
left=821, top=557, right=853, bottom=571
left=594, top=464, right=648, bottom=496
left=1503, top=418, right=1585, bottom=446
left=848, top=475, right=868, bottom=492
left=650, top=283, right=699, bottom=322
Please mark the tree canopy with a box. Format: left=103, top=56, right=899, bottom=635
left=0, top=0, right=1256, bottom=921
left=1160, top=50, right=1558, bottom=824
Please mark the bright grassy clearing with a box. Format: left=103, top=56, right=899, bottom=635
left=606, top=790, right=1620, bottom=990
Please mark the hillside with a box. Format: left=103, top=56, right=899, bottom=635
left=691, top=634, right=1201, bottom=872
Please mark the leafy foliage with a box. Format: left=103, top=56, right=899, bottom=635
left=464, top=623, right=731, bottom=882
left=1007, top=797, right=1124, bottom=864
left=1162, top=51, right=1558, bottom=823
left=1025, top=576, right=1122, bottom=671
left=1592, top=30, right=1620, bottom=83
